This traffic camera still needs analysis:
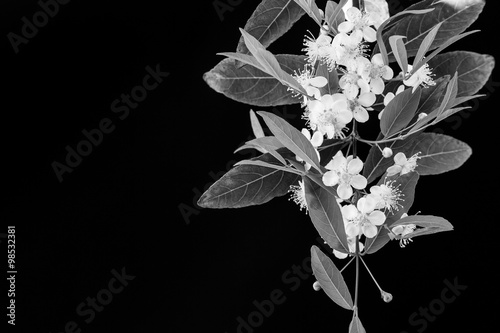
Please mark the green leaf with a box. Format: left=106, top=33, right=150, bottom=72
left=237, top=0, right=305, bottom=54
left=349, top=315, right=366, bottom=333
left=203, top=54, right=307, bottom=106
left=363, top=132, right=471, bottom=182
left=375, top=8, right=434, bottom=65
left=197, top=152, right=299, bottom=209
left=258, top=111, right=322, bottom=172
left=390, top=215, right=453, bottom=238
left=380, top=87, right=422, bottom=138
left=234, top=159, right=303, bottom=175
left=381, top=0, right=485, bottom=61
left=234, top=136, right=284, bottom=155
left=409, top=132, right=472, bottom=175
left=304, top=177, right=348, bottom=252
left=249, top=109, right=265, bottom=138
left=325, top=0, right=348, bottom=35
left=428, top=51, right=495, bottom=97
left=416, top=75, right=450, bottom=116
left=239, top=28, right=308, bottom=95
left=413, top=22, right=442, bottom=69
left=389, top=35, right=408, bottom=75
left=293, top=0, right=323, bottom=26
left=311, top=245, right=353, bottom=310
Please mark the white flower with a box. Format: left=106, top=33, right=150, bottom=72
left=322, top=151, right=367, bottom=199
left=341, top=196, right=386, bottom=238
left=339, top=73, right=360, bottom=100
left=343, top=0, right=390, bottom=29
left=391, top=222, right=417, bottom=247
left=303, top=33, right=333, bottom=64
left=296, top=129, right=323, bottom=170
left=386, top=152, right=421, bottom=176
left=293, top=67, right=328, bottom=103
left=306, top=94, right=353, bottom=139
left=333, top=236, right=365, bottom=259
left=329, top=32, right=366, bottom=72
left=357, top=53, right=394, bottom=95
left=338, top=7, right=377, bottom=43
left=368, top=179, right=403, bottom=212
left=403, top=64, right=436, bottom=92
left=288, top=180, right=308, bottom=212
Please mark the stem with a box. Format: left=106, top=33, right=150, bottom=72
left=352, top=121, right=358, bottom=159
left=359, top=256, right=383, bottom=292
left=353, top=0, right=365, bottom=12
left=340, top=256, right=355, bottom=273
left=354, top=235, right=360, bottom=314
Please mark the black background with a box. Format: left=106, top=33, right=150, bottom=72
left=3, top=0, right=499, bottom=332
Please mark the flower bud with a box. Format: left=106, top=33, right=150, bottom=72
left=382, top=147, right=393, bottom=158
left=418, top=112, right=427, bottom=120
left=313, top=281, right=322, bottom=291
left=381, top=291, right=393, bottom=303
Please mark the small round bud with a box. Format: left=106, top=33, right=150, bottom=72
left=381, top=291, right=393, bottom=303
left=418, top=113, right=427, bottom=120
left=313, top=281, right=322, bottom=291
left=382, top=147, right=393, bottom=158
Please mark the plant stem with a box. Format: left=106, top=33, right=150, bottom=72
left=360, top=256, right=383, bottom=292
left=354, top=235, right=360, bottom=314
left=353, top=0, right=365, bottom=11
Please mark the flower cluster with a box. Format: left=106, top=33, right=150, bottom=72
left=297, top=6, right=396, bottom=139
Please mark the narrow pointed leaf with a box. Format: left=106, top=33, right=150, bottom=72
left=237, top=0, right=305, bottom=54
left=413, top=22, right=442, bottom=69
left=428, top=51, right=495, bottom=97
left=412, top=30, right=479, bottom=74
left=380, top=87, right=422, bottom=138
left=239, top=28, right=307, bottom=95
left=380, top=0, right=485, bottom=61
left=197, top=152, right=299, bottom=209
left=203, top=54, right=307, bottom=106
left=311, top=246, right=353, bottom=309
left=293, top=0, right=323, bottom=26
left=234, top=159, right=303, bottom=175
left=375, top=8, right=434, bottom=65
left=389, top=35, right=408, bottom=75
left=304, top=177, right=349, bottom=252
left=258, top=111, right=322, bottom=172
left=250, top=110, right=265, bottom=138
left=349, top=315, right=366, bottom=333
left=234, top=136, right=284, bottom=154
left=389, top=215, right=453, bottom=238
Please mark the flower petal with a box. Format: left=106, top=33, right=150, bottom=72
left=310, top=76, right=328, bottom=88
left=333, top=249, right=348, bottom=259
left=311, top=131, right=324, bottom=147
left=358, top=92, right=376, bottom=107
left=367, top=210, right=386, bottom=226
left=346, top=222, right=361, bottom=238
left=394, top=152, right=407, bottom=165
left=350, top=174, right=367, bottom=190
left=370, top=77, right=385, bottom=95
left=338, top=183, right=353, bottom=199
left=354, top=105, right=369, bottom=123
left=322, top=170, right=340, bottom=186
left=338, top=21, right=354, bottom=33
left=342, top=204, right=359, bottom=220
left=347, top=157, right=363, bottom=175
left=362, top=223, right=378, bottom=238
left=301, top=128, right=311, bottom=140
